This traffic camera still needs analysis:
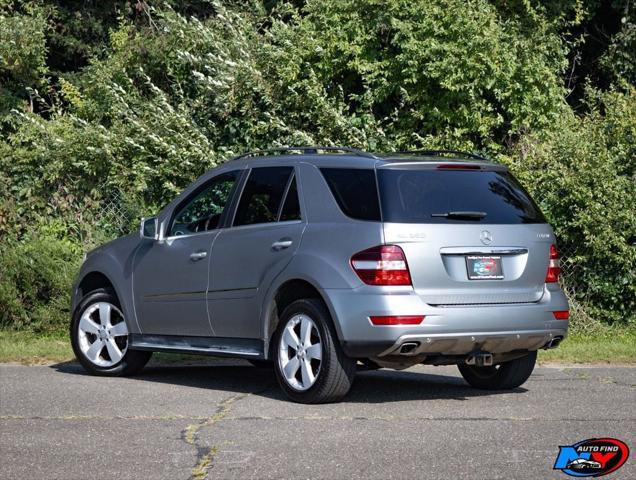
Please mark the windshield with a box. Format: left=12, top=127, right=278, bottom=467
left=377, top=169, right=545, bottom=224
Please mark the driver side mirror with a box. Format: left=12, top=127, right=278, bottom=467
left=140, top=217, right=159, bottom=240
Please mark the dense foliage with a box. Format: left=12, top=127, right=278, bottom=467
left=509, top=88, right=636, bottom=325
left=0, top=0, right=634, bottom=332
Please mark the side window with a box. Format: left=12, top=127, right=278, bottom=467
left=279, top=175, right=301, bottom=221
left=234, top=167, right=293, bottom=226
left=169, top=171, right=239, bottom=236
left=320, top=168, right=381, bottom=221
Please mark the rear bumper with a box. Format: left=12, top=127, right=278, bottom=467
left=322, top=285, right=569, bottom=358
left=375, top=328, right=565, bottom=357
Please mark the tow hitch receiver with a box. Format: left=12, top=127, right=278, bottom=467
left=465, top=352, right=494, bottom=367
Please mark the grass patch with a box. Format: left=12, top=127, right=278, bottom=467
left=0, top=330, right=73, bottom=364
left=538, top=330, right=636, bottom=364
left=1, top=329, right=634, bottom=365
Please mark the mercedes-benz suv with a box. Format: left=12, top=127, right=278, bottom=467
left=70, top=147, right=569, bottom=403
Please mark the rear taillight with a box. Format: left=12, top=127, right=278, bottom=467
left=351, top=245, right=412, bottom=286
left=369, top=315, right=425, bottom=325
left=545, top=244, right=561, bottom=283
left=553, top=311, right=569, bottom=320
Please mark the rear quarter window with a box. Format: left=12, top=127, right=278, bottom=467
left=234, top=167, right=293, bottom=226
left=378, top=169, right=545, bottom=224
left=320, top=168, right=381, bottom=221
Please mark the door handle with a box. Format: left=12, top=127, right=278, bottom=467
left=190, top=251, right=207, bottom=261
left=271, top=239, right=293, bottom=251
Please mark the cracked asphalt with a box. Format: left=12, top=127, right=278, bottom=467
left=1, top=361, right=634, bottom=480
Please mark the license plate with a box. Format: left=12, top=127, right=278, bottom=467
left=466, top=255, right=504, bottom=280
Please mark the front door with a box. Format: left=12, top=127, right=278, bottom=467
left=208, top=167, right=304, bottom=338
left=133, top=171, right=241, bottom=336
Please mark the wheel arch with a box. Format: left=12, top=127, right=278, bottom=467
left=261, top=277, right=342, bottom=359
left=76, top=271, right=116, bottom=298
left=72, top=267, right=138, bottom=334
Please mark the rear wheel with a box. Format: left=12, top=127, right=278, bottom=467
left=71, top=289, right=151, bottom=376
left=457, top=351, right=537, bottom=390
left=274, top=298, right=356, bottom=403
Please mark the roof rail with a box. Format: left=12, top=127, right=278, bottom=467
left=396, top=150, right=489, bottom=161
left=231, top=146, right=377, bottom=161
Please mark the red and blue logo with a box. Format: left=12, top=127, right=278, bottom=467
left=554, top=438, right=629, bottom=477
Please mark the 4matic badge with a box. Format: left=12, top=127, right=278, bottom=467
left=554, top=438, right=629, bottom=477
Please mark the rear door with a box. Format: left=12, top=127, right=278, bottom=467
left=208, top=166, right=304, bottom=338
left=378, top=164, right=554, bottom=305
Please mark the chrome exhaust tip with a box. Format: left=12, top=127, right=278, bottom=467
left=544, top=336, right=563, bottom=349
left=398, top=342, right=420, bottom=355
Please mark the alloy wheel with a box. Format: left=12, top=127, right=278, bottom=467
left=278, top=313, right=323, bottom=391
left=77, top=302, right=129, bottom=367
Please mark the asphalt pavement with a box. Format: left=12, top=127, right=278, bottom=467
left=1, top=361, right=634, bottom=479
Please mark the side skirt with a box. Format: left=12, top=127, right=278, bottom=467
left=129, top=333, right=264, bottom=359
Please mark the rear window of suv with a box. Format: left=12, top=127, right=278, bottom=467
left=378, top=169, right=545, bottom=224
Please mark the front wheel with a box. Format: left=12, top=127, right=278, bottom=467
left=71, top=289, right=152, bottom=376
left=274, top=299, right=356, bottom=403
left=457, top=351, right=537, bottom=390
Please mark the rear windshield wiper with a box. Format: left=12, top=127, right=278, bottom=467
left=431, top=211, right=487, bottom=220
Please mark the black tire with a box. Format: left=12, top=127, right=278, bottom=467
left=273, top=298, right=356, bottom=403
left=457, top=351, right=537, bottom=390
left=71, top=289, right=152, bottom=376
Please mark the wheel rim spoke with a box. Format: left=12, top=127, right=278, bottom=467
left=300, top=358, right=315, bottom=387
left=306, top=343, right=322, bottom=361
left=109, top=321, right=128, bottom=337
left=79, top=315, right=100, bottom=335
left=283, top=356, right=300, bottom=379
left=85, top=340, right=104, bottom=362
left=282, top=324, right=300, bottom=350
left=300, top=317, right=312, bottom=347
left=98, top=303, right=112, bottom=327
left=105, top=338, right=123, bottom=363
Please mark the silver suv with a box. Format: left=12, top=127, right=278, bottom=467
left=71, top=147, right=569, bottom=403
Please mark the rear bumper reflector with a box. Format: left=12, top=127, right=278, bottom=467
left=369, top=315, right=425, bottom=326
left=552, top=311, right=569, bottom=320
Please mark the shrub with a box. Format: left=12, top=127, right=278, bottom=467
left=0, top=230, right=81, bottom=332
left=269, top=0, right=570, bottom=151
left=507, top=87, right=636, bottom=325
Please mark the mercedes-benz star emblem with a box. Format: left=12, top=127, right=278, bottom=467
left=480, top=230, right=492, bottom=245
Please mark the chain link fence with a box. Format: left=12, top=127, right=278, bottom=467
left=94, top=189, right=141, bottom=239
left=558, top=244, right=601, bottom=334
